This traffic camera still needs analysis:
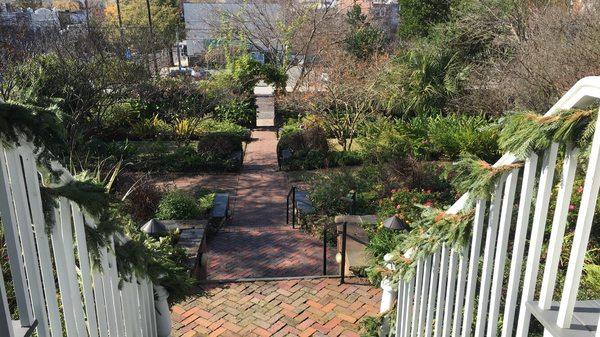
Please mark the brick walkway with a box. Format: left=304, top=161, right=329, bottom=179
left=172, top=278, right=381, bottom=337
left=206, top=130, right=337, bottom=279
left=169, top=104, right=382, bottom=336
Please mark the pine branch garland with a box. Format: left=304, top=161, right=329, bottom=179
left=446, top=153, right=522, bottom=200
left=499, top=108, right=597, bottom=159
left=391, top=205, right=474, bottom=280
left=0, top=102, right=66, bottom=170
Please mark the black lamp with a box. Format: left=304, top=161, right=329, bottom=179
left=383, top=215, right=408, bottom=231
left=141, top=218, right=168, bottom=235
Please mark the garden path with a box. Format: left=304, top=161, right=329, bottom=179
left=171, top=278, right=380, bottom=337
left=206, top=130, right=338, bottom=279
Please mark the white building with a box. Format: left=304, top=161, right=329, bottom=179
left=183, top=1, right=282, bottom=59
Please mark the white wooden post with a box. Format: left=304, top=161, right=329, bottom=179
left=380, top=253, right=397, bottom=313
left=4, top=146, right=50, bottom=336
left=424, top=249, right=440, bottom=337
left=0, top=260, right=15, bottom=337
left=501, top=154, right=538, bottom=337
left=474, top=176, right=506, bottom=337
left=20, top=146, right=63, bottom=337
left=434, top=245, right=449, bottom=337
left=539, top=145, right=579, bottom=311
left=0, top=148, right=34, bottom=327
left=516, top=144, right=559, bottom=337
left=460, top=199, right=486, bottom=337
left=557, top=108, right=600, bottom=328
left=487, top=168, right=519, bottom=337
left=411, top=260, right=424, bottom=337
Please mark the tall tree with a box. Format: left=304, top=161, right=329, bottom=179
left=343, top=4, right=386, bottom=60
left=397, top=0, right=453, bottom=38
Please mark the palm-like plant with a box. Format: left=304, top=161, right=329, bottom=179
left=401, top=49, right=469, bottom=116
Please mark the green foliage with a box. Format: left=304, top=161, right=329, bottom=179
left=156, top=190, right=202, bottom=220
left=392, top=206, right=474, bottom=280
left=499, top=109, right=597, bottom=159
left=137, top=77, right=215, bottom=124
left=279, top=119, right=302, bottom=138
left=308, top=167, right=381, bottom=216
left=343, top=4, right=386, bottom=60
left=358, top=114, right=499, bottom=163
left=14, top=53, right=146, bottom=150
left=399, top=49, right=469, bottom=116
left=397, top=0, right=454, bottom=38
left=214, top=98, right=256, bottom=127
left=199, top=193, right=216, bottom=215
left=358, top=118, right=411, bottom=163
left=582, top=264, right=600, bottom=297
left=196, top=118, right=250, bottom=140
left=377, top=188, right=453, bottom=225
left=359, top=314, right=385, bottom=337
left=115, top=228, right=195, bottom=305
left=446, top=153, right=522, bottom=200
left=0, top=102, right=66, bottom=166
left=426, top=114, right=500, bottom=162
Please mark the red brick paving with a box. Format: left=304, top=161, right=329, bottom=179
left=171, top=278, right=381, bottom=337
left=169, top=130, right=381, bottom=336
left=207, top=130, right=336, bottom=279
left=208, top=227, right=338, bottom=279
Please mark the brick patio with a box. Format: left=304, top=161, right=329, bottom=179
left=206, top=130, right=336, bottom=280
left=172, top=278, right=381, bottom=337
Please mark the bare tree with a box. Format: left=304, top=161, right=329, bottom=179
left=200, top=0, right=346, bottom=92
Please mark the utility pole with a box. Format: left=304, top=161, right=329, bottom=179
left=83, top=0, right=90, bottom=32
left=145, top=0, right=159, bottom=75
left=116, top=0, right=125, bottom=46
left=176, top=29, right=182, bottom=70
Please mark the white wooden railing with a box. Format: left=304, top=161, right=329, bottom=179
left=0, top=140, right=159, bottom=337
left=381, top=76, right=600, bottom=337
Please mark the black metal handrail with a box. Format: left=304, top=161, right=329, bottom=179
left=322, top=221, right=348, bottom=284
left=286, top=186, right=296, bottom=228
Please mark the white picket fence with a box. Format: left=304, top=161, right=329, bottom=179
left=0, top=140, right=159, bottom=337
left=382, top=76, right=600, bottom=337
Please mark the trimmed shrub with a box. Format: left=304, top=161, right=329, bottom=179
left=156, top=190, right=202, bottom=220
left=196, top=132, right=243, bottom=156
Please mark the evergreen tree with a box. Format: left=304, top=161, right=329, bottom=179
left=398, top=0, right=453, bottom=38
left=343, top=4, right=385, bottom=60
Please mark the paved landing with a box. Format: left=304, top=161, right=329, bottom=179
left=206, top=130, right=337, bottom=280
left=172, top=278, right=381, bottom=337
left=255, top=84, right=275, bottom=127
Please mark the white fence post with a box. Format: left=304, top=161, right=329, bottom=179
left=380, top=253, right=397, bottom=313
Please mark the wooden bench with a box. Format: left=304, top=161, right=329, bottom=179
left=295, top=190, right=315, bottom=215
left=208, top=193, right=229, bottom=235
left=160, top=220, right=209, bottom=280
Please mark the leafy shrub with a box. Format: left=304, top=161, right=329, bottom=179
left=198, top=192, right=216, bottom=215
left=214, top=97, right=256, bottom=127
left=279, top=120, right=302, bottom=138
left=426, top=114, right=499, bottom=162
left=156, top=190, right=202, bottom=220
left=196, top=132, right=243, bottom=156
left=196, top=118, right=250, bottom=140
left=124, top=181, right=164, bottom=221
left=359, top=118, right=411, bottom=163
left=308, top=167, right=382, bottom=216
left=377, top=188, right=452, bottom=225
left=397, top=0, right=452, bottom=38
left=358, top=115, right=499, bottom=163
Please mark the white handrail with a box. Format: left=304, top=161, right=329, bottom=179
left=386, top=76, right=600, bottom=337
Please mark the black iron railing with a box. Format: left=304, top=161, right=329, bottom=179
left=286, top=186, right=296, bottom=229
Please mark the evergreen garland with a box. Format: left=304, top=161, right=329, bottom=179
left=499, top=108, right=597, bottom=159
left=0, top=102, right=66, bottom=170
left=391, top=205, right=474, bottom=281
left=446, top=153, right=523, bottom=200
